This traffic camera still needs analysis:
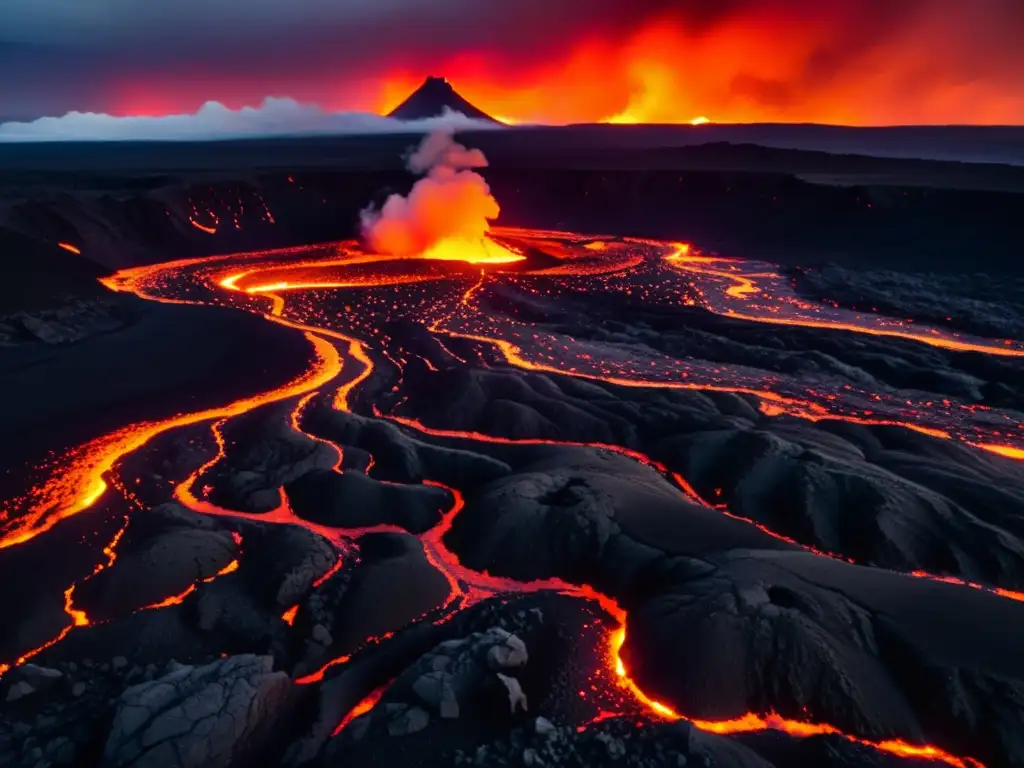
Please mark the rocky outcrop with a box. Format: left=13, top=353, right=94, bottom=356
left=102, top=654, right=292, bottom=768
left=332, top=626, right=530, bottom=748
left=454, top=717, right=775, bottom=768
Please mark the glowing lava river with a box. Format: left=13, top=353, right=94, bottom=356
left=3, top=226, right=1024, bottom=768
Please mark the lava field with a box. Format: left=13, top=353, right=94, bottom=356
left=2, top=227, right=1024, bottom=768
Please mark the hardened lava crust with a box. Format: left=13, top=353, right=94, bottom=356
left=1, top=227, right=1023, bottom=768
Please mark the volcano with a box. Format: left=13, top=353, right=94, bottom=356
left=387, top=76, right=500, bottom=123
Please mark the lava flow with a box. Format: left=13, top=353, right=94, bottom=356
left=660, top=243, right=1024, bottom=358
left=2, top=225, right=1019, bottom=768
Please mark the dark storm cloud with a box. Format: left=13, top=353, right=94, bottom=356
left=1, top=0, right=1022, bottom=120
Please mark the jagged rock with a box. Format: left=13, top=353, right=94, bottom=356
left=102, top=654, right=291, bottom=768
left=487, top=631, right=528, bottom=669
left=20, top=315, right=75, bottom=344
left=385, top=705, right=430, bottom=736
left=412, top=671, right=460, bottom=718
left=71, top=681, right=87, bottom=697
left=6, top=680, right=36, bottom=702
left=453, top=718, right=772, bottom=767
left=111, top=656, right=128, bottom=671
left=534, top=717, right=556, bottom=736
left=294, top=532, right=449, bottom=679
left=270, top=532, right=336, bottom=609
left=10, top=664, right=63, bottom=697
left=496, top=672, right=528, bottom=713
left=330, top=626, right=533, bottom=751
left=73, top=504, right=237, bottom=618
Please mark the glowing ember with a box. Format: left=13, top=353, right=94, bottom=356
left=189, top=217, right=217, bottom=234
left=57, top=242, right=81, bottom=254
left=0, top=332, right=341, bottom=550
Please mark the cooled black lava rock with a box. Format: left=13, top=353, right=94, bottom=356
left=102, top=654, right=292, bottom=768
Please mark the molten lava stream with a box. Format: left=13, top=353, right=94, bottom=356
left=437, top=271, right=1023, bottom=457
left=660, top=243, right=1024, bottom=358
left=5, top=231, right=1005, bottom=768
left=226, top=257, right=1023, bottom=610
left=0, top=516, right=129, bottom=675
left=326, top=415, right=984, bottom=767
left=605, top=617, right=984, bottom=768
left=332, top=683, right=391, bottom=736
left=381, top=468, right=988, bottom=768
left=0, top=331, right=342, bottom=551
left=173, top=417, right=357, bottom=548
left=1, top=517, right=242, bottom=676
left=384, top=408, right=1024, bottom=607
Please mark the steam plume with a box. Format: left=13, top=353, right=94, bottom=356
left=360, top=130, right=520, bottom=263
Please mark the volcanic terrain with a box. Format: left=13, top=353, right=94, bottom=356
left=1, top=123, right=1023, bottom=768
left=386, top=76, right=500, bottom=123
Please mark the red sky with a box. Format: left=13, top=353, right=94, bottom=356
left=2, top=0, right=1023, bottom=125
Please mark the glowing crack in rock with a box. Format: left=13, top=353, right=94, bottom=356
left=2, top=226, right=1020, bottom=768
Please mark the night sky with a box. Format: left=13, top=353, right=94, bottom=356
left=2, top=0, right=1022, bottom=125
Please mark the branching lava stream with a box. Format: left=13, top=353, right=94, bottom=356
left=3, top=228, right=1020, bottom=768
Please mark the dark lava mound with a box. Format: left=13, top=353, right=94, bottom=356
left=387, top=76, right=500, bottom=123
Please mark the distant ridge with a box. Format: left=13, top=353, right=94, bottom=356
left=387, top=77, right=500, bottom=124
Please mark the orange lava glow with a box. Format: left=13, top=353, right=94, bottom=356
left=2, top=225, right=1018, bottom=768
left=141, top=558, right=240, bottom=610
left=0, top=330, right=341, bottom=550
left=365, top=9, right=1024, bottom=126
left=57, top=242, right=81, bottom=255
left=332, top=684, right=390, bottom=736
left=189, top=218, right=217, bottom=235
left=908, top=571, right=1024, bottom=604
left=661, top=244, right=1024, bottom=358
left=974, top=443, right=1024, bottom=461
left=416, top=237, right=524, bottom=265
left=0, top=516, right=130, bottom=676
left=605, top=617, right=982, bottom=768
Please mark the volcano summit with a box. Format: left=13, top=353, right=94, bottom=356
left=387, top=77, right=500, bottom=123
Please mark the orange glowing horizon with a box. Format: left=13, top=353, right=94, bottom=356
left=369, top=10, right=1024, bottom=128
left=103, top=9, right=1024, bottom=128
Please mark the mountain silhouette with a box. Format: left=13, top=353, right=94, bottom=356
left=387, top=77, right=500, bottom=123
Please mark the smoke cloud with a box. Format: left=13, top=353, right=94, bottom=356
left=0, top=99, right=502, bottom=142
left=360, top=130, right=506, bottom=260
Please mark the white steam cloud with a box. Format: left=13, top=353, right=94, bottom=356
left=359, top=129, right=506, bottom=259
left=0, top=98, right=502, bottom=142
